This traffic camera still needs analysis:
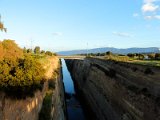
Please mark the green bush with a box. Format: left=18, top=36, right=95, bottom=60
left=0, top=54, right=45, bottom=98
left=39, top=90, right=53, bottom=120
left=48, top=80, right=55, bottom=90
left=155, top=53, right=160, bottom=60
left=45, top=51, right=53, bottom=56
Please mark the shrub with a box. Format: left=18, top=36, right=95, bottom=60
left=27, top=49, right=32, bottom=53
left=45, top=51, right=53, bottom=56
left=34, top=46, right=40, bottom=54
left=148, top=54, right=155, bottom=59
left=1, top=40, right=23, bottom=61
left=155, top=53, right=160, bottom=60
left=127, top=53, right=135, bottom=58
left=0, top=54, right=45, bottom=98
left=105, top=55, right=129, bottom=62
left=48, top=80, right=55, bottom=90
left=39, top=90, right=53, bottom=120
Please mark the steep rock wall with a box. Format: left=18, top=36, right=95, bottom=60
left=66, top=58, right=160, bottom=120
left=0, top=57, right=66, bottom=120
left=51, top=66, right=66, bottom=120
left=0, top=82, right=48, bottom=120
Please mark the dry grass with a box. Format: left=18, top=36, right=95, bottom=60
left=129, top=60, right=160, bottom=67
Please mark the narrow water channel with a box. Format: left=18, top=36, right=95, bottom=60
left=61, top=59, right=86, bottom=120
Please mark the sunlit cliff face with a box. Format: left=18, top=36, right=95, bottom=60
left=27, top=98, right=39, bottom=112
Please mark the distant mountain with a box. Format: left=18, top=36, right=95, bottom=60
left=57, top=47, right=160, bottom=55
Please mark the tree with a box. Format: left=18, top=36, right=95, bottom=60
left=155, top=53, right=160, bottom=60
left=34, top=46, right=40, bottom=54
left=23, top=47, right=27, bottom=53
left=27, top=49, right=32, bottom=53
left=45, top=51, right=53, bottom=56
left=127, top=53, right=135, bottom=58
left=96, top=53, right=101, bottom=56
left=0, top=15, right=7, bottom=32
left=148, top=54, right=155, bottom=59
left=2, top=39, right=23, bottom=60
left=106, top=51, right=112, bottom=56
left=0, top=41, right=4, bottom=60
left=138, top=54, right=144, bottom=60
left=0, top=54, right=45, bottom=98
left=41, top=50, right=45, bottom=54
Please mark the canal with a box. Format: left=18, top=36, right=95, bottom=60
left=61, top=59, right=87, bottom=120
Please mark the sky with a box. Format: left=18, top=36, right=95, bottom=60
left=0, top=0, right=160, bottom=52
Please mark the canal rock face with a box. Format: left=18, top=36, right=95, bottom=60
left=0, top=82, right=48, bottom=120
left=0, top=57, right=66, bottom=120
left=65, top=58, right=160, bottom=120
left=52, top=67, right=67, bottom=120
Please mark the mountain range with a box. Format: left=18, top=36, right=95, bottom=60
left=57, top=47, right=160, bottom=55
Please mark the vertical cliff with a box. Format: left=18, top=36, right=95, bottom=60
left=66, top=58, right=160, bottom=120
left=0, top=57, right=66, bottom=120
left=0, top=82, right=48, bottom=120
left=51, top=66, right=67, bottom=120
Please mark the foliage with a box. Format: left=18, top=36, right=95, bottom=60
left=34, top=46, right=40, bottom=54
left=105, top=55, right=129, bottom=62
left=0, top=54, right=45, bottom=98
left=1, top=40, right=23, bottom=61
left=0, top=41, right=4, bottom=60
left=39, top=90, right=53, bottom=120
left=23, top=47, right=27, bottom=53
left=0, top=22, right=50, bottom=98
left=52, top=52, right=57, bottom=56
left=106, top=51, right=112, bottom=56
left=45, top=51, right=53, bottom=56
left=127, top=53, right=136, bottom=58
left=138, top=54, right=144, bottom=60
left=148, top=53, right=155, bottom=59
left=41, top=50, right=45, bottom=54
left=155, top=53, right=160, bottom=60
left=48, top=80, right=55, bottom=90
left=0, top=18, right=7, bottom=32
left=132, top=60, right=160, bottom=67
left=27, top=48, right=32, bottom=53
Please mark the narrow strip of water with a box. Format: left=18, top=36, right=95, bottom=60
left=61, top=59, right=86, bottom=120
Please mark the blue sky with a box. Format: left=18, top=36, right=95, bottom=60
left=0, top=0, right=160, bottom=51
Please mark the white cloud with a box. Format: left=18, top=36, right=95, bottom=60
left=144, top=0, right=160, bottom=3
left=144, top=15, right=160, bottom=19
left=144, top=0, right=156, bottom=3
left=141, top=0, right=160, bottom=20
left=154, top=15, right=160, bottom=19
left=144, top=15, right=153, bottom=19
left=142, top=3, right=159, bottom=12
left=112, top=32, right=132, bottom=37
left=52, top=32, right=63, bottom=36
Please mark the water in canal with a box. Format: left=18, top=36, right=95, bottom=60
left=61, top=59, right=86, bottom=120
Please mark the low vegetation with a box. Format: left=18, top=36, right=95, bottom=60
left=0, top=19, right=7, bottom=32
left=82, top=51, right=160, bottom=67
left=39, top=72, right=57, bottom=120
left=39, top=90, right=53, bottom=120
left=0, top=39, right=57, bottom=98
